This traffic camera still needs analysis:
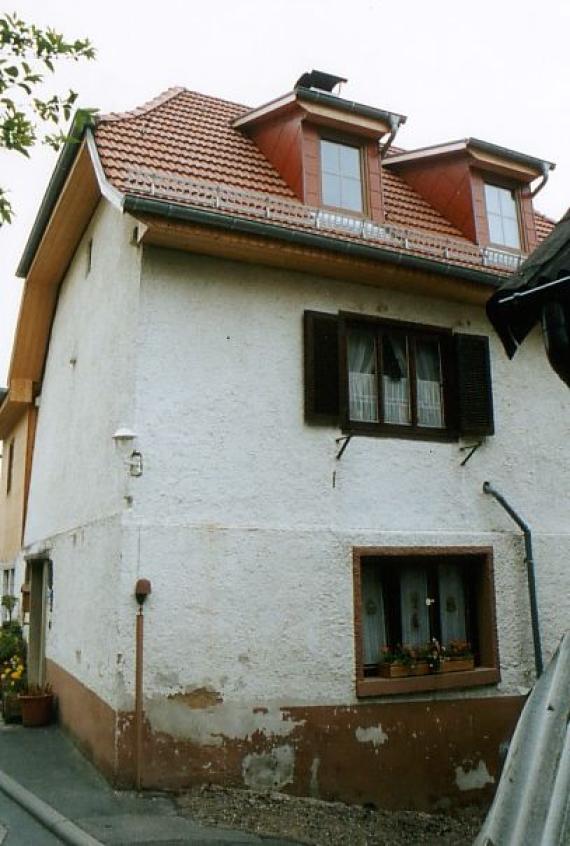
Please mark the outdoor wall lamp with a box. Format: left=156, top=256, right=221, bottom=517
left=126, top=451, right=143, bottom=477
left=112, top=427, right=137, bottom=442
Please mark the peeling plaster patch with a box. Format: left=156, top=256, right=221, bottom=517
left=309, top=757, right=320, bottom=797
left=168, top=687, right=223, bottom=709
left=243, top=745, right=294, bottom=791
left=455, top=760, right=495, bottom=791
left=145, top=698, right=305, bottom=746
left=356, top=725, right=388, bottom=747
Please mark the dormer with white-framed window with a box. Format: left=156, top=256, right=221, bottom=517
left=234, top=70, right=406, bottom=225
left=384, top=138, right=554, bottom=260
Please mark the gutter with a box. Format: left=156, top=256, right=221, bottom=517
left=123, top=194, right=503, bottom=289
left=483, top=481, right=543, bottom=677
left=16, top=110, right=96, bottom=278
left=295, top=86, right=407, bottom=129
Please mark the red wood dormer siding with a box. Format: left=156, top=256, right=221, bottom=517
left=387, top=156, right=477, bottom=243
left=247, top=111, right=305, bottom=200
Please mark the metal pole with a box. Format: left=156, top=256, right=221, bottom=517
left=483, top=481, right=543, bottom=677
left=135, top=606, right=144, bottom=790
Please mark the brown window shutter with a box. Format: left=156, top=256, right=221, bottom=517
left=304, top=311, right=340, bottom=424
left=454, top=333, right=495, bottom=436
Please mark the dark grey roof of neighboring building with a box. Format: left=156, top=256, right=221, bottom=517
left=487, top=209, right=570, bottom=357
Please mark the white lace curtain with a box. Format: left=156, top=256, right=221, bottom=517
left=361, top=565, right=387, bottom=664
left=348, top=331, right=378, bottom=422
left=416, top=339, right=444, bottom=428
left=382, top=334, right=410, bottom=425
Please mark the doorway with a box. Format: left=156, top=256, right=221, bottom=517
left=27, top=557, right=50, bottom=687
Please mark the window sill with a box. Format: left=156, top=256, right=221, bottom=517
left=356, top=667, right=500, bottom=697
left=343, top=422, right=458, bottom=443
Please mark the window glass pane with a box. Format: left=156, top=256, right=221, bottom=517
left=348, top=330, right=378, bottom=422
left=361, top=563, right=387, bottom=665
left=400, top=564, right=430, bottom=647
left=321, top=140, right=340, bottom=174
left=322, top=174, right=342, bottom=208
left=341, top=177, right=363, bottom=212
left=416, top=339, right=444, bottom=428
left=487, top=213, right=505, bottom=245
left=502, top=216, right=521, bottom=249
left=484, top=184, right=501, bottom=214
left=339, top=144, right=361, bottom=178
left=438, top=562, right=467, bottom=645
left=382, top=334, right=411, bottom=425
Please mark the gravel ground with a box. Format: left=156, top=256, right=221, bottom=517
left=177, top=785, right=487, bottom=845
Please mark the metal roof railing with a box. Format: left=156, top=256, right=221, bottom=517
left=125, top=168, right=525, bottom=274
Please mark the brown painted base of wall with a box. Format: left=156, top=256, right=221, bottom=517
left=46, top=659, right=117, bottom=783
left=47, top=660, right=524, bottom=810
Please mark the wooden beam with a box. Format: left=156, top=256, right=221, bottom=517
left=138, top=215, right=491, bottom=306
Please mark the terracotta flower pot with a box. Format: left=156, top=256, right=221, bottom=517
left=19, top=693, right=53, bottom=727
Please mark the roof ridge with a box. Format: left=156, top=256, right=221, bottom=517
left=98, top=86, right=186, bottom=123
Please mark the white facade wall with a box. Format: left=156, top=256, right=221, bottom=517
left=109, top=248, right=570, bottom=730
left=24, top=200, right=142, bottom=705
left=24, top=230, right=570, bottom=721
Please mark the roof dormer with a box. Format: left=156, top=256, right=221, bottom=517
left=384, top=139, right=554, bottom=254
left=234, top=71, right=406, bottom=223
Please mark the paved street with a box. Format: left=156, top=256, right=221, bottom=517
left=0, top=790, right=62, bottom=845
left=0, top=723, right=298, bottom=845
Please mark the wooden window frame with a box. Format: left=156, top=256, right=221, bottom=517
left=319, top=135, right=368, bottom=217
left=483, top=179, right=523, bottom=253
left=353, top=546, right=500, bottom=697
left=339, top=313, right=457, bottom=442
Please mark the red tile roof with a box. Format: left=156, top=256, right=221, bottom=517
left=95, top=88, right=555, bottom=278
left=535, top=211, right=556, bottom=242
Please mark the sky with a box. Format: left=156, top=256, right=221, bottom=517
left=1, top=0, right=569, bottom=384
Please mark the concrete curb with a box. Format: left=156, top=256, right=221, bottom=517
left=0, top=768, right=102, bottom=846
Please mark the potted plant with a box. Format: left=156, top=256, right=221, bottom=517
left=18, top=683, right=54, bottom=727
left=1, top=655, right=26, bottom=722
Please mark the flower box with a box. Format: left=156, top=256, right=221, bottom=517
left=379, top=661, right=431, bottom=678
left=440, top=656, right=474, bottom=673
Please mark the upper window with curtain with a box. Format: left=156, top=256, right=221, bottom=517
left=345, top=319, right=449, bottom=437
left=304, top=311, right=495, bottom=440
left=484, top=183, right=521, bottom=250
left=320, top=139, right=363, bottom=213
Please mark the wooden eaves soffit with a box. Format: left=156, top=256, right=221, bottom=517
left=0, top=121, right=115, bottom=440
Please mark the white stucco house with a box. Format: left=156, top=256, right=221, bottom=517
left=3, top=71, right=569, bottom=809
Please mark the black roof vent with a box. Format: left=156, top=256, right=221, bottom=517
left=295, top=70, right=347, bottom=94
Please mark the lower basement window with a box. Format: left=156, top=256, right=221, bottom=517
left=353, top=547, right=500, bottom=696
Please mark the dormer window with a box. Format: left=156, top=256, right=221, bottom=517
left=484, top=183, right=521, bottom=250
left=320, top=140, right=363, bottom=213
